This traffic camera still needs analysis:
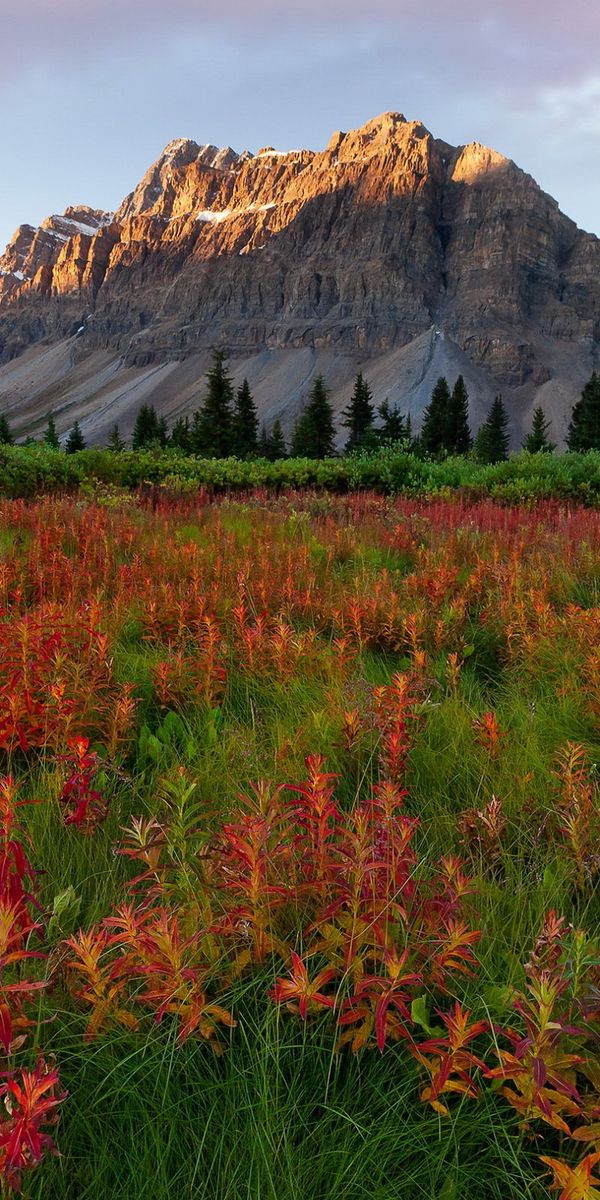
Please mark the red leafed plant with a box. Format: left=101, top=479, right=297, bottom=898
left=269, top=952, right=336, bottom=1019
left=373, top=672, right=422, bottom=786
left=410, top=1003, right=489, bottom=1116
left=0, top=778, right=39, bottom=922
left=337, top=948, right=422, bottom=1053
left=0, top=1060, right=65, bottom=1193
left=540, top=1151, right=600, bottom=1200
left=286, top=755, right=340, bottom=890
left=65, top=927, right=140, bottom=1042
left=489, top=913, right=585, bottom=1134
left=472, top=710, right=505, bottom=758
left=0, top=776, right=65, bottom=1193
left=554, top=743, right=600, bottom=890
left=67, top=906, right=236, bottom=1051
left=58, top=737, right=107, bottom=832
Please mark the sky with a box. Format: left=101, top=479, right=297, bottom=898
left=1, top=0, right=599, bottom=250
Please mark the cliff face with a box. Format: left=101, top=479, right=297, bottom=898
left=0, top=112, right=598, bottom=443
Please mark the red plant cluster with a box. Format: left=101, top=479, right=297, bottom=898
left=65, top=707, right=482, bottom=1070
left=0, top=776, right=64, bottom=1193
left=0, top=603, right=137, bottom=756
left=58, top=736, right=108, bottom=832
left=0, top=493, right=598, bottom=1195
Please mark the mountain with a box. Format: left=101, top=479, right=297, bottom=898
left=0, top=112, right=598, bottom=447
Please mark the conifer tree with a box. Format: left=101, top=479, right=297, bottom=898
left=475, top=395, right=511, bottom=463
left=291, top=376, right=336, bottom=459
left=157, top=415, right=169, bottom=448
left=420, top=377, right=451, bottom=455
left=447, top=375, right=472, bottom=454
left=377, top=399, right=409, bottom=444
left=567, top=372, right=600, bottom=451
left=232, top=379, right=259, bottom=458
left=341, top=372, right=375, bottom=452
left=268, top=419, right=287, bottom=460
left=44, top=413, right=60, bottom=450
left=190, top=410, right=205, bottom=457
left=132, top=404, right=161, bottom=450
left=107, top=424, right=126, bottom=452
left=65, top=421, right=86, bottom=453
left=258, top=424, right=271, bottom=458
left=0, top=414, right=13, bottom=445
left=191, top=350, right=234, bottom=457
left=523, top=407, right=555, bottom=453
left=170, top=416, right=192, bottom=453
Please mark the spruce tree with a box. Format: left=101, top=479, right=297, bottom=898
left=341, top=372, right=375, bottom=452
left=258, top=424, right=271, bottom=458
left=291, top=376, right=336, bottom=459
left=475, top=396, right=510, bottom=463
left=268, top=419, right=287, bottom=460
left=523, top=407, right=555, bottom=453
left=420, top=377, right=451, bottom=455
left=190, top=410, right=205, bottom=457
left=65, top=421, right=86, bottom=453
left=0, top=415, right=13, bottom=445
left=567, top=372, right=600, bottom=452
left=447, top=376, right=472, bottom=454
left=44, top=413, right=60, bottom=450
left=157, top=415, right=169, bottom=448
left=170, top=417, right=192, bottom=453
left=107, top=424, right=126, bottom=452
left=232, top=379, right=259, bottom=458
left=132, top=404, right=160, bottom=450
left=378, top=399, right=409, bottom=445
left=192, top=350, right=234, bottom=457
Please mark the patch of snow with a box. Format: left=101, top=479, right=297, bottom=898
left=57, top=218, right=101, bottom=237
left=196, top=209, right=232, bottom=224
left=12, top=270, right=26, bottom=281
left=243, top=202, right=276, bottom=214
left=196, top=201, right=276, bottom=224
left=256, top=150, right=298, bottom=159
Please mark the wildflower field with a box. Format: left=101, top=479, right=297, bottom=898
left=0, top=488, right=599, bottom=1199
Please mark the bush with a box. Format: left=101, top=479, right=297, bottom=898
left=0, top=445, right=599, bottom=504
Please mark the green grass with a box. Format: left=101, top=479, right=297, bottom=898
left=30, top=1012, right=542, bottom=1200
left=19, top=656, right=597, bottom=1200
left=1, top=493, right=598, bottom=1198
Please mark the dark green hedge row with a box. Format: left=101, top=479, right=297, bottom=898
left=1, top=445, right=600, bottom=503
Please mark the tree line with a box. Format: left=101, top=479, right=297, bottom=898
left=1, top=351, right=599, bottom=459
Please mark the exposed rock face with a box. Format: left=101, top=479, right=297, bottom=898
left=0, top=111, right=598, bottom=443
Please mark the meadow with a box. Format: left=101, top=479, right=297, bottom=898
left=0, top=488, right=599, bottom=1199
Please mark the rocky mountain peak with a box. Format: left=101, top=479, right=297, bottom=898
left=0, top=111, right=598, bottom=446
left=450, top=141, right=513, bottom=183
left=115, top=137, right=202, bottom=221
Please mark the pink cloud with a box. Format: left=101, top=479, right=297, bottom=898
left=7, top=0, right=600, bottom=55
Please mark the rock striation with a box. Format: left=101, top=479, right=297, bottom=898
left=0, top=112, right=598, bottom=443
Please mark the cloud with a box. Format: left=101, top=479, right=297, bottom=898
left=4, top=0, right=600, bottom=78
left=1, top=0, right=599, bottom=244
left=534, top=75, right=600, bottom=139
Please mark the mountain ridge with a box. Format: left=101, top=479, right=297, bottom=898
left=0, top=111, right=598, bottom=445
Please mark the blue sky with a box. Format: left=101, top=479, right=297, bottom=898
left=1, top=0, right=599, bottom=249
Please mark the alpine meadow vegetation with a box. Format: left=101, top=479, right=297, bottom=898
left=0, top=487, right=597, bottom=1198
